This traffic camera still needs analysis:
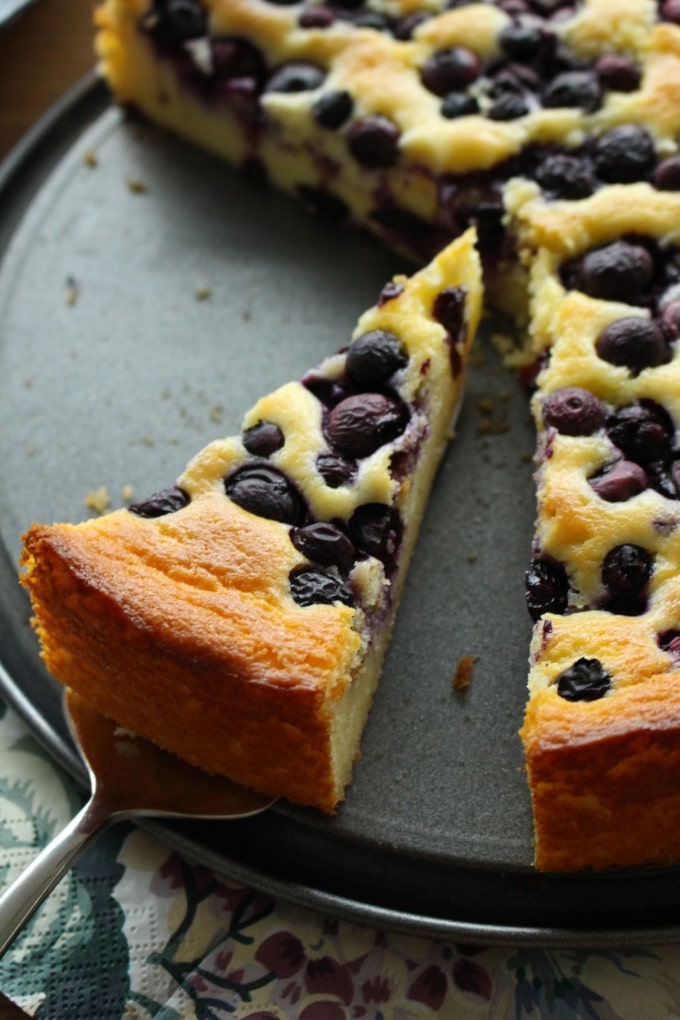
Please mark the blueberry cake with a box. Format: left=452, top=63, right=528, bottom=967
left=20, top=233, right=482, bottom=812
left=94, top=0, right=680, bottom=315
left=513, top=182, right=680, bottom=870
left=23, top=0, right=680, bottom=867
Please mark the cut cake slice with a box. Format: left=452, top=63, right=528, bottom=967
left=510, top=181, right=680, bottom=869
left=20, top=231, right=482, bottom=812
left=94, top=0, right=680, bottom=316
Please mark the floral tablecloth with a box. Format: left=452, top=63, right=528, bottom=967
left=2, top=697, right=680, bottom=1019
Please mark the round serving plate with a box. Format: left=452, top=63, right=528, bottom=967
left=2, top=75, right=680, bottom=948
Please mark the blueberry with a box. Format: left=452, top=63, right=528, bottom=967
left=660, top=0, right=680, bottom=22
left=289, top=567, right=355, bottom=607
left=348, top=503, right=402, bottom=569
left=659, top=629, right=680, bottom=655
left=555, top=657, right=611, bottom=701
left=378, top=281, right=405, bottom=306
left=299, top=5, right=335, bottom=27
left=420, top=46, right=481, bottom=97
left=290, top=521, right=356, bottom=572
left=316, top=451, right=356, bottom=487
left=661, top=300, right=680, bottom=336
left=392, top=11, right=431, bottom=39
left=224, top=462, right=306, bottom=524
left=595, top=53, right=641, bottom=92
left=487, top=92, right=530, bottom=120
left=128, top=485, right=190, bottom=517
left=595, top=317, right=668, bottom=373
left=242, top=421, right=284, bottom=457
left=534, top=153, right=596, bottom=199
left=652, top=155, right=680, bottom=191
left=211, top=37, right=267, bottom=85
left=493, top=63, right=540, bottom=92
left=542, top=70, right=602, bottom=112
left=541, top=387, right=605, bottom=435
left=525, top=557, right=569, bottom=620
left=601, top=543, right=653, bottom=614
left=497, top=0, right=530, bottom=12
left=312, top=89, right=353, bottom=128
left=498, top=22, right=547, bottom=61
left=264, top=62, right=326, bottom=94
left=142, top=0, right=208, bottom=48
left=606, top=400, right=675, bottom=465
left=589, top=460, right=648, bottom=501
left=592, top=124, right=656, bottom=183
left=346, top=115, right=400, bottom=168
left=432, top=285, right=466, bottom=338
left=326, top=392, right=410, bottom=457
left=573, top=240, right=654, bottom=302
left=441, top=92, right=480, bottom=119
left=346, top=330, right=408, bottom=386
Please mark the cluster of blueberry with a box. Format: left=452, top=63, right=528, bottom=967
left=524, top=233, right=680, bottom=699
left=128, top=280, right=467, bottom=609
left=136, top=0, right=680, bottom=263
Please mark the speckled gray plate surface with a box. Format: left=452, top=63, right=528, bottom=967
left=3, top=76, right=680, bottom=947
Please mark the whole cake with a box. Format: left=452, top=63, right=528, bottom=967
left=19, top=0, right=680, bottom=870
left=20, top=233, right=482, bottom=813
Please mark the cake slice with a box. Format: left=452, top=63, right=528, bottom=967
left=511, top=182, right=680, bottom=869
left=94, top=0, right=680, bottom=316
left=20, top=231, right=482, bottom=812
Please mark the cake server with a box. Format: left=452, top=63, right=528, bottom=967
left=0, top=688, right=276, bottom=957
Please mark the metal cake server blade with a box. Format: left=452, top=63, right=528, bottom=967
left=0, top=688, right=276, bottom=957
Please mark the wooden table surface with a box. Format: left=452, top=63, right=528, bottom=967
left=0, top=0, right=95, bottom=159
left=0, top=3, right=97, bottom=1014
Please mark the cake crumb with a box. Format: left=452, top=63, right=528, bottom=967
left=83, top=149, right=98, bottom=168
left=126, top=177, right=148, bottom=194
left=195, top=285, right=212, bottom=301
left=121, top=484, right=134, bottom=503
left=476, top=394, right=510, bottom=436
left=84, top=486, right=111, bottom=515
left=452, top=655, right=477, bottom=692
left=65, top=276, right=79, bottom=306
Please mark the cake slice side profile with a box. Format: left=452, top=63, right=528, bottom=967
left=514, top=183, right=680, bottom=869
left=20, top=231, right=482, bottom=813
left=93, top=0, right=680, bottom=317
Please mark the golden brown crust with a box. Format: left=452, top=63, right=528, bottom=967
left=522, top=672, right=680, bottom=871
left=21, top=496, right=359, bottom=811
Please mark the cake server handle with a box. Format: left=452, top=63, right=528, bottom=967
left=0, top=789, right=119, bottom=959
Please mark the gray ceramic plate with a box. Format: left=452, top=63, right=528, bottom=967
left=3, top=75, right=680, bottom=948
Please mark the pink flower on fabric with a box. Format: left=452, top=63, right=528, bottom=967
left=255, top=931, right=306, bottom=977
left=452, top=957, right=493, bottom=1000
left=407, top=964, right=448, bottom=1010
left=306, top=955, right=355, bottom=1004
left=154, top=854, right=185, bottom=893
left=361, top=974, right=391, bottom=1004
left=299, top=1004, right=346, bottom=1020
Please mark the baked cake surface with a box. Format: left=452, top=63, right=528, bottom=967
left=20, top=232, right=482, bottom=813
left=94, top=0, right=680, bottom=314
left=19, top=0, right=680, bottom=869
left=514, top=182, right=680, bottom=869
